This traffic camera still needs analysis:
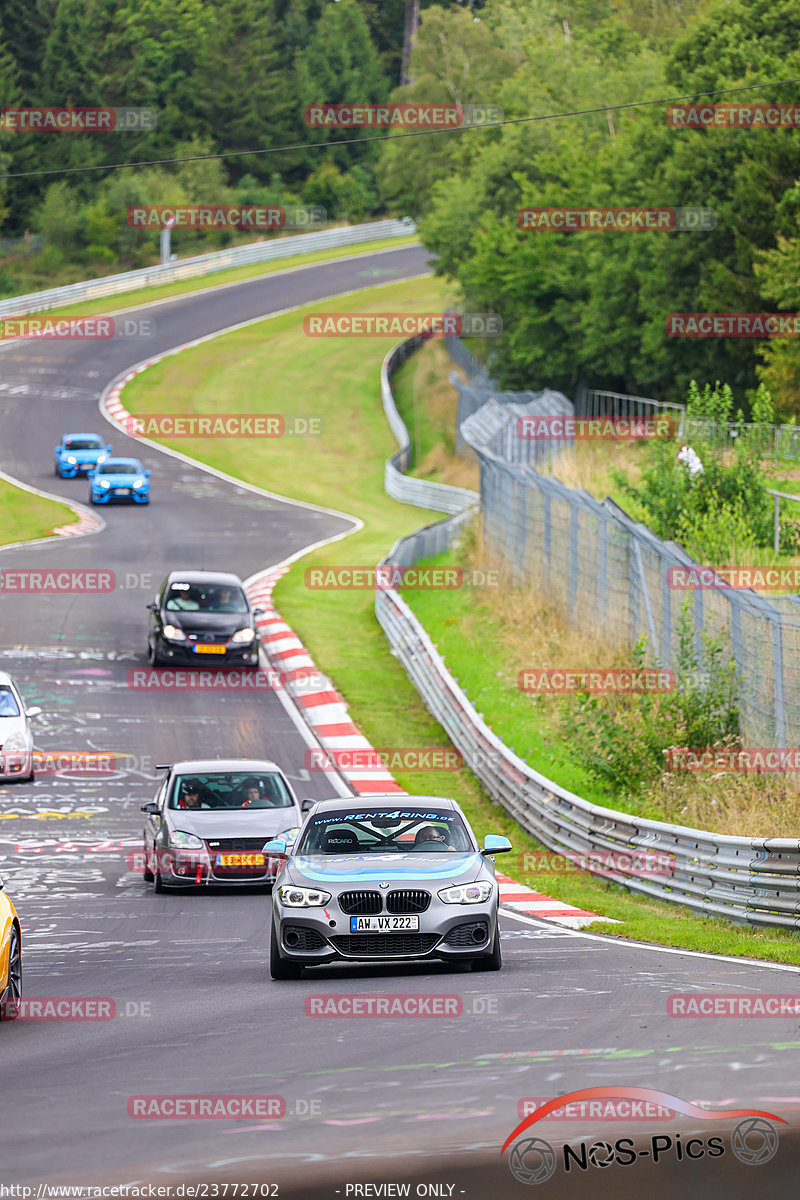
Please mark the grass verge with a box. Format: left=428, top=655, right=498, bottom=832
left=123, top=281, right=800, bottom=964
left=0, top=479, right=77, bottom=547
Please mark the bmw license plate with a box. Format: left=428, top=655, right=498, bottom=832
left=350, top=915, right=419, bottom=932
left=216, top=853, right=265, bottom=867
left=194, top=644, right=226, bottom=654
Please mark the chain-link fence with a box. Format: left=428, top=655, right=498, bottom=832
left=452, top=369, right=800, bottom=748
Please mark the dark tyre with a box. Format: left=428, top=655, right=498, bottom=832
left=152, top=849, right=168, bottom=893
left=147, top=638, right=163, bottom=667
left=54, top=463, right=61, bottom=477
left=472, top=924, right=502, bottom=972
left=0, top=924, right=22, bottom=1020
left=270, top=920, right=302, bottom=980
left=142, top=844, right=154, bottom=883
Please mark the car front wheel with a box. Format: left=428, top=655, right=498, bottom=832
left=269, top=920, right=302, bottom=980
left=0, top=924, right=22, bottom=1019
left=471, top=924, right=502, bottom=971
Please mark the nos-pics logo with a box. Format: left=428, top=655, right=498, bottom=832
left=502, top=1087, right=783, bottom=1184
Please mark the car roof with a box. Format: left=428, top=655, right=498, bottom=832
left=163, top=570, right=244, bottom=587
left=62, top=432, right=104, bottom=439
left=168, top=759, right=286, bottom=774
left=0, top=671, right=19, bottom=689
left=98, top=457, right=142, bottom=466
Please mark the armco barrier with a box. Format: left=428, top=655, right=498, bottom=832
left=376, top=336, right=800, bottom=927
left=0, top=219, right=416, bottom=318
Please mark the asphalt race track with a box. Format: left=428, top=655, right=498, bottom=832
left=2, top=244, right=800, bottom=1199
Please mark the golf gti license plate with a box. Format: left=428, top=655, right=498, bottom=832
left=350, top=915, right=420, bottom=932
left=194, top=644, right=226, bottom=653
left=216, top=854, right=265, bottom=867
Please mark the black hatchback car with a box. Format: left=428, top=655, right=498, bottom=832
left=146, top=570, right=263, bottom=667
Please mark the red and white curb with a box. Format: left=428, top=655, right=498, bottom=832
left=496, top=872, right=616, bottom=928
left=52, top=507, right=104, bottom=537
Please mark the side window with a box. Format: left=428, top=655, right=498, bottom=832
left=155, top=778, right=169, bottom=810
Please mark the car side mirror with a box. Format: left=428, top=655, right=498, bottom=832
left=301, top=798, right=315, bottom=812
left=263, top=838, right=288, bottom=856
left=482, top=834, right=512, bottom=856
left=144, top=469, right=152, bottom=476
left=140, top=802, right=160, bottom=814
left=147, top=603, right=158, bottom=612
left=106, top=445, right=112, bottom=453
left=25, top=706, right=43, bottom=719
left=253, top=607, right=265, bottom=616
left=87, top=469, right=95, bottom=478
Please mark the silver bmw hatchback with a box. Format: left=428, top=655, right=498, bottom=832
left=266, top=795, right=512, bottom=978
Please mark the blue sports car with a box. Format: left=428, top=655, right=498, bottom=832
left=54, top=433, right=112, bottom=478
left=266, top=795, right=512, bottom=979
left=89, top=457, right=151, bottom=505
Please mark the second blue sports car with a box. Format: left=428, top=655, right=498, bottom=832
left=54, top=433, right=112, bottom=478
left=89, top=458, right=151, bottom=504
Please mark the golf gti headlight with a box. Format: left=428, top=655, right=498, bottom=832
left=278, top=885, right=331, bottom=908
left=278, top=827, right=300, bottom=842
left=231, top=628, right=255, bottom=643
left=171, top=831, right=203, bottom=849
left=3, top=732, right=25, bottom=753
left=162, top=625, right=186, bottom=641
left=438, top=881, right=494, bottom=904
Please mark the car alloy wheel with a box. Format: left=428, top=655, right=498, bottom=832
left=1, top=925, right=22, bottom=1020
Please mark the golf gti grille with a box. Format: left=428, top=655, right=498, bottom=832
left=338, top=890, right=383, bottom=915
left=205, top=838, right=270, bottom=851
left=386, top=889, right=431, bottom=913
left=331, top=933, right=439, bottom=957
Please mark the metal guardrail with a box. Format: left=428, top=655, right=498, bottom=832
left=381, top=336, right=479, bottom=514
left=0, top=219, right=417, bottom=318
left=376, top=336, right=800, bottom=927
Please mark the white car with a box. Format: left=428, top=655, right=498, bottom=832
left=0, top=672, right=42, bottom=783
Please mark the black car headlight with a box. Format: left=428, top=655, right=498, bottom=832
left=438, top=882, right=494, bottom=904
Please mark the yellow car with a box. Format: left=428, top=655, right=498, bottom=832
left=0, top=878, right=21, bottom=1020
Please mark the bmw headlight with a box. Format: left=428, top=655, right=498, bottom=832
left=170, top=831, right=203, bottom=849
left=438, top=882, right=493, bottom=905
left=277, top=885, right=331, bottom=908
left=162, top=625, right=186, bottom=641
left=3, top=732, right=26, bottom=752
left=231, top=628, right=256, bottom=643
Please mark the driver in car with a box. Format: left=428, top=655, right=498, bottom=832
left=413, top=824, right=449, bottom=847
left=179, top=784, right=210, bottom=809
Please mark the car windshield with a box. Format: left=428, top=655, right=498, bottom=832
left=295, top=808, right=473, bottom=854
left=168, top=772, right=294, bottom=810
left=164, top=583, right=248, bottom=613
left=0, top=687, right=20, bottom=718
left=65, top=437, right=103, bottom=450
left=98, top=461, right=140, bottom=475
